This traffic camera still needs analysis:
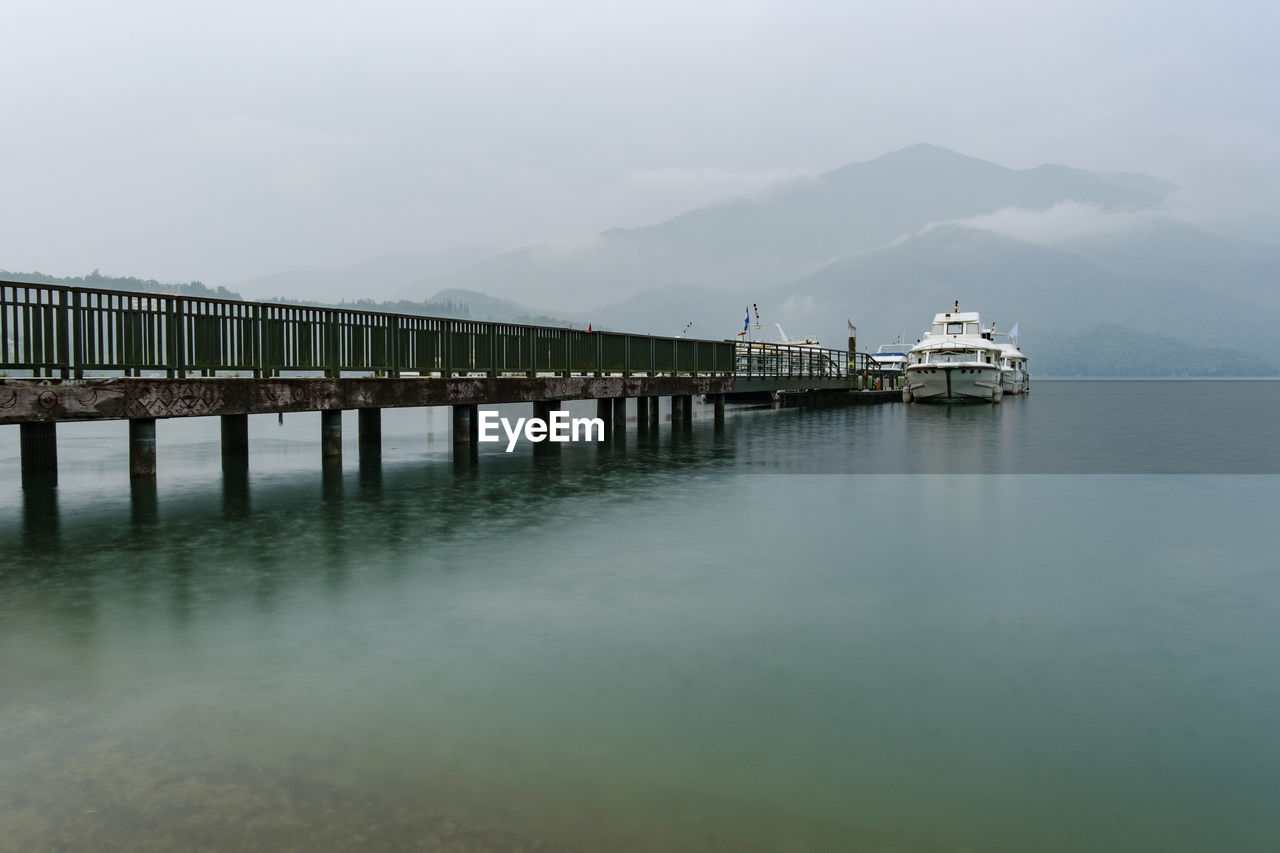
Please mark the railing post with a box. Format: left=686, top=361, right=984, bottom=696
left=176, top=298, right=188, bottom=379
left=164, top=297, right=176, bottom=379
left=57, top=288, right=70, bottom=379
left=329, top=310, right=341, bottom=378
left=488, top=324, right=498, bottom=378
left=442, top=320, right=453, bottom=378
left=71, top=288, right=83, bottom=379
left=527, top=327, right=537, bottom=378
left=390, top=315, right=401, bottom=379
left=255, top=304, right=267, bottom=378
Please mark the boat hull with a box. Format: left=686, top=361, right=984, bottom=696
left=905, top=364, right=1003, bottom=402
left=1000, top=368, right=1030, bottom=394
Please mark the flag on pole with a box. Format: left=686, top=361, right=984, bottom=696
left=1008, top=321, right=1019, bottom=342
left=738, top=306, right=749, bottom=336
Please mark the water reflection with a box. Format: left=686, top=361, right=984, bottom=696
left=3, top=386, right=1280, bottom=852
left=129, top=479, right=158, bottom=528
left=358, top=452, right=383, bottom=496
left=222, top=465, right=250, bottom=520
left=21, top=470, right=59, bottom=548
left=3, top=412, right=733, bottom=575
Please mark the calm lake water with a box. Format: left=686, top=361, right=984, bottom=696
left=2, top=380, right=1278, bottom=851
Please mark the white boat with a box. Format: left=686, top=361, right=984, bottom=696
left=870, top=340, right=909, bottom=387
left=870, top=340, right=911, bottom=389
left=989, top=329, right=1030, bottom=395
left=903, top=306, right=1004, bottom=403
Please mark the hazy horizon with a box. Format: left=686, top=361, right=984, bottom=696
left=3, top=1, right=1277, bottom=293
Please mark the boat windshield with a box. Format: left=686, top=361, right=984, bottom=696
left=926, top=350, right=984, bottom=364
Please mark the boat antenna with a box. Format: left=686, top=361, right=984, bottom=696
left=680, top=321, right=693, bottom=337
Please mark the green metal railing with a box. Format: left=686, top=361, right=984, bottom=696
left=735, top=341, right=849, bottom=379
left=2, top=281, right=741, bottom=380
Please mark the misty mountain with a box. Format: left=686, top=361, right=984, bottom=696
left=590, top=284, right=741, bottom=339
left=14, top=143, right=1275, bottom=376
left=256, top=289, right=581, bottom=329
left=1033, top=324, right=1272, bottom=377
left=772, top=225, right=1277, bottom=366
left=610, top=145, right=1169, bottom=258
left=425, top=289, right=560, bottom=323
left=1056, top=219, right=1280, bottom=311
left=228, top=246, right=495, bottom=304
left=404, top=143, right=1277, bottom=375
left=412, top=144, right=1177, bottom=311
left=421, top=288, right=583, bottom=327
left=0, top=269, right=242, bottom=301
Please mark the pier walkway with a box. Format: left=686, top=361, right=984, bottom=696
left=2, top=280, right=897, bottom=479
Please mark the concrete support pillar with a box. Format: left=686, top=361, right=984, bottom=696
left=596, top=398, right=613, bottom=432
left=648, top=396, right=660, bottom=427
left=129, top=418, right=157, bottom=479
left=358, top=408, right=381, bottom=455
left=452, top=404, right=478, bottom=447
left=612, top=397, right=626, bottom=437
left=672, top=395, right=694, bottom=423
left=321, top=409, right=343, bottom=458
left=713, top=393, right=726, bottom=424
left=221, top=413, right=249, bottom=470
left=635, top=396, right=649, bottom=425
left=674, top=395, right=694, bottom=429
left=19, top=422, right=57, bottom=473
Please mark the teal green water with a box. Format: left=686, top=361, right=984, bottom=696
left=2, top=384, right=1279, bottom=851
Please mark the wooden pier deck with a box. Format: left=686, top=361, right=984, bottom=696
left=3, top=280, right=899, bottom=480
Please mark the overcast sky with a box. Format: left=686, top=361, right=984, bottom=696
left=2, top=0, right=1276, bottom=287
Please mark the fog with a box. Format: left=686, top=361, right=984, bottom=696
left=2, top=0, right=1276, bottom=293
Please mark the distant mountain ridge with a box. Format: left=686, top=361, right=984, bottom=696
left=410, top=144, right=1182, bottom=312
left=7, top=143, right=1277, bottom=375
left=406, top=143, right=1278, bottom=375
left=1, top=269, right=243, bottom=301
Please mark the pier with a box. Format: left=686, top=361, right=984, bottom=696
left=2, top=280, right=898, bottom=480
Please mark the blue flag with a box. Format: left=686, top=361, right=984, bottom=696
left=742, top=307, right=750, bottom=333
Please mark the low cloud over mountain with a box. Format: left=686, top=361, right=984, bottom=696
left=408, top=144, right=1278, bottom=375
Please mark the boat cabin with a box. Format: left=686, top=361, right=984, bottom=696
left=929, top=311, right=982, bottom=337
left=918, top=348, right=996, bottom=364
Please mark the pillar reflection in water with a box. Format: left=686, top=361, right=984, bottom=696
left=130, top=479, right=159, bottom=528
left=221, top=465, right=251, bottom=521
left=20, top=469, right=59, bottom=551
